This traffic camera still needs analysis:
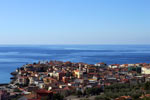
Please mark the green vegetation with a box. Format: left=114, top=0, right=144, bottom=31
left=75, top=87, right=103, bottom=98
left=85, top=87, right=103, bottom=95
left=53, top=93, right=64, bottom=100
left=95, top=94, right=110, bottom=100
left=141, top=97, right=150, bottom=100
left=10, top=95, right=22, bottom=100
left=40, top=93, right=64, bottom=100
left=76, top=90, right=83, bottom=97
left=13, top=88, right=22, bottom=92
left=95, top=82, right=150, bottom=100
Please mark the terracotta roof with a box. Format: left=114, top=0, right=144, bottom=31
left=24, top=93, right=36, bottom=99
left=88, top=67, right=96, bottom=69
left=140, top=94, right=150, bottom=98
left=36, top=89, right=52, bottom=94
left=97, top=62, right=105, bottom=64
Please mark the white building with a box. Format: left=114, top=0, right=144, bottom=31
left=142, top=67, right=150, bottom=74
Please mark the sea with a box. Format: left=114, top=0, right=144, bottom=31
left=0, top=45, right=150, bottom=83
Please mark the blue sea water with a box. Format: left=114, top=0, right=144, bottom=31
left=0, top=45, right=150, bottom=83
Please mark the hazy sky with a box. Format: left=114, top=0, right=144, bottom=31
left=0, top=0, right=150, bottom=44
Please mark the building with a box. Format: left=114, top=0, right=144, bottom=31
left=142, top=66, right=150, bottom=74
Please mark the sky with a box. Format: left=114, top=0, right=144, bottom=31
left=0, top=0, right=150, bottom=45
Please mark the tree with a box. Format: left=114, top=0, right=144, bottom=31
left=95, top=95, right=110, bottom=100
left=76, top=90, right=83, bottom=97
left=53, top=93, right=64, bottom=100
left=144, top=82, right=150, bottom=90
left=141, top=97, right=150, bottom=100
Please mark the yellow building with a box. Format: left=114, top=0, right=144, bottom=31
left=74, top=70, right=83, bottom=78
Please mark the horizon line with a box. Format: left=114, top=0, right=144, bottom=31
left=0, top=44, right=150, bottom=45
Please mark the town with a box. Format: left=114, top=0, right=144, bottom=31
left=1, top=60, right=150, bottom=100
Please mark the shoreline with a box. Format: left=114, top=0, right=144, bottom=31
left=1, top=60, right=150, bottom=100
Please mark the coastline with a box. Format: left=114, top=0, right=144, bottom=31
left=1, top=45, right=150, bottom=84
left=0, top=60, right=150, bottom=99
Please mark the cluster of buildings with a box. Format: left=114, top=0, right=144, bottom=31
left=1, top=61, right=150, bottom=100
